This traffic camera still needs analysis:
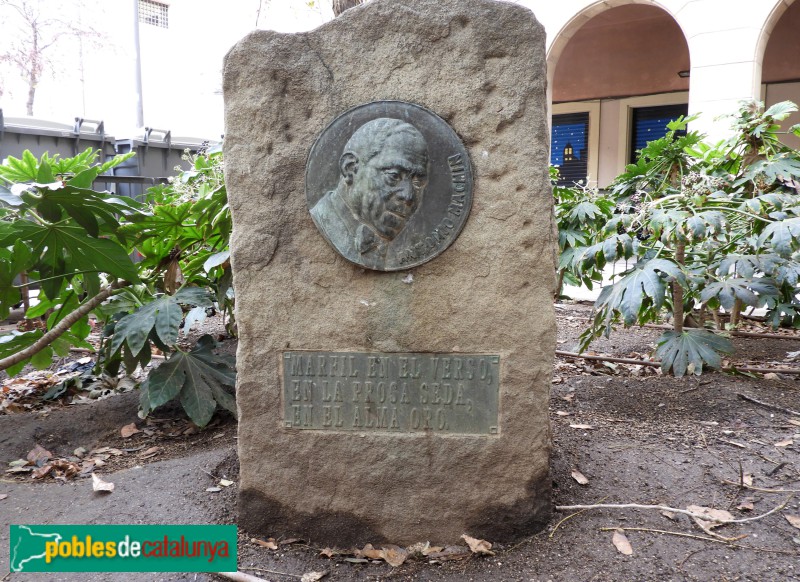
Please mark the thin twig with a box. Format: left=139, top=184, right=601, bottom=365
left=0, top=280, right=129, bottom=372
left=556, top=350, right=800, bottom=375
left=550, top=496, right=610, bottom=538
left=599, top=527, right=797, bottom=554
left=555, top=496, right=792, bottom=524
left=767, top=462, right=788, bottom=477
left=556, top=350, right=659, bottom=367
left=237, top=567, right=303, bottom=579
left=218, top=572, right=272, bottom=582
left=643, top=323, right=800, bottom=341
left=720, top=480, right=800, bottom=493
left=737, top=393, right=800, bottom=417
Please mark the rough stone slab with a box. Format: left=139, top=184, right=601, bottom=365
left=223, top=0, right=556, bottom=546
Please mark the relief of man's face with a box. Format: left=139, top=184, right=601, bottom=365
left=347, top=128, right=429, bottom=241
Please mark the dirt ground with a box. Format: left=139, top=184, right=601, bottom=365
left=1, top=304, right=799, bottom=581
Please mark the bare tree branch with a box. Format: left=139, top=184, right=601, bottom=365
left=0, top=280, right=128, bottom=372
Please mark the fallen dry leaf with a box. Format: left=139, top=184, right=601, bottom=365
left=380, top=544, right=408, bottom=567
left=205, top=487, right=222, bottom=493
left=26, top=444, right=53, bottom=465
left=571, top=469, right=589, bottom=485
left=774, top=439, right=793, bottom=447
left=32, top=464, right=53, bottom=479
left=556, top=411, right=570, bottom=416
left=219, top=479, right=234, bottom=487
left=120, top=423, right=140, bottom=438
left=736, top=497, right=755, bottom=511
left=355, top=543, right=384, bottom=560
left=660, top=510, right=677, bottom=521
left=139, top=447, right=160, bottom=459
left=687, top=505, right=733, bottom=535
left=300, top=572, right=328, bottom=582
left=786, top=515, right=800, bottom=530
left=344, top=558, right=368, bottom=564
left=0, top=493, right=8, bottom=500
left=91, top=473, right=114, bottom=493
left=569, top=424, right=593, bottom=430
left=743, top=473, right=754, bottom=486
left=252, top=537, right=278, bottom=550
left=788, top=419, right=800, bottom=427
left=461, top=534, right=494, bottom=556
left=561, top=393, right=575, bottom=402
left=422, top=544, right=444, bottom=556
left=612, top=529, right=633, bottom=555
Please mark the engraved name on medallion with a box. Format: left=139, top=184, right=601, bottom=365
left=282, top=351, right=499, bottom=434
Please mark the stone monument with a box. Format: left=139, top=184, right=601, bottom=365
left=223, top=0, right=556, bottom=546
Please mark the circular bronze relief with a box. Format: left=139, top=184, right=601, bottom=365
left=306, top=101, right=473, bottom=271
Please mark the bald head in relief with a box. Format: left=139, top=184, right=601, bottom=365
left=309, top=118, right=430, bottom=270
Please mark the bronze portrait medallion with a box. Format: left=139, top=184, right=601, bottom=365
left=306, top=101, right=473, bottom=271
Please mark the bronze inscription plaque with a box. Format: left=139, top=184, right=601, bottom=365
left=306, top=101, right=473, bottom=271
left=282, top=351, right=499, bottom=434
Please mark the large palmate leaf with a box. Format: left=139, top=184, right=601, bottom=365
left=655, top=329, right=733, bottom=377
left=139, top=335, right=236, bottom=427
left=746, top=153, right=800, bottom=184
left=110, top=287, right=214, bottom=357
left=700, top=277, right=778, bottom=311
left=0, top=330, right=44, bottom=377
left=757, top=217, right=800, bottom=256
left=596, top=258, right=686, bottom=327
left=0, top=221, right=139, bottom=286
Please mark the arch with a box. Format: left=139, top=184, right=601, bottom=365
left=546, top=0, right=689, bottom=98
left=756, top=0, right=798, bottom=79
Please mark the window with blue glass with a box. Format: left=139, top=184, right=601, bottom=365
left=551, top=112, right=589, bottom=186
left=629, top=104, right=688, bottom=164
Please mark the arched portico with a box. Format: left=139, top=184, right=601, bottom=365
left=760, top=0, right=800, bottom=148
left=546, top=1, right=690, bottom=186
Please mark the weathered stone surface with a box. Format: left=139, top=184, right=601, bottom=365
left=223, top=0, right=555, bottom=546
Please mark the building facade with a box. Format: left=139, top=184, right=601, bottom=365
left=520, top=0, right=800, bottom=187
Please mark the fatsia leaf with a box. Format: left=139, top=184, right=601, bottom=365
left=140, top=335, right=236, bottom=427
left=757, top=217, right=800, bottom=257
left=0, top=221, right=139, bottom=282
left=110, top=288, right=214, bottom=356
left=173, top=286, right=214, bottom=307
left=596, top=258, right=685, bottom=326
left=764, top=101, right=798, bottom=121
left=111, top=300, right=157, bottom=356
left=655, top=329, right=733, bottom=377
left=0, top=183, right=24, bottom=206
left=700, top=278, right=778, bottom=311
left=183, top=306, right=208, bottom=336
left=746, top=153, right=800, bottom=184
left=0, top=330, right=43, bottom=377
left=203, top=250, right=230, bottom=273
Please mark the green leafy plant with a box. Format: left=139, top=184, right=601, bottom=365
left=0, top=146, right=235, bottom=426
left=563, top=101, right=800, bottom=376
left=552, top=166, right=617, bottom=297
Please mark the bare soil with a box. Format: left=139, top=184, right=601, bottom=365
left=1, top=305, right=799, bottom=581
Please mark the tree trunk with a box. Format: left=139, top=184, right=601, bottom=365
left=332, top=0, right=364, bottom=16
left=729, top=297, right=744, bottom=328
left=672, top=242, right=685, bottom=334
left=25, top=18, right=40, bottom=116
